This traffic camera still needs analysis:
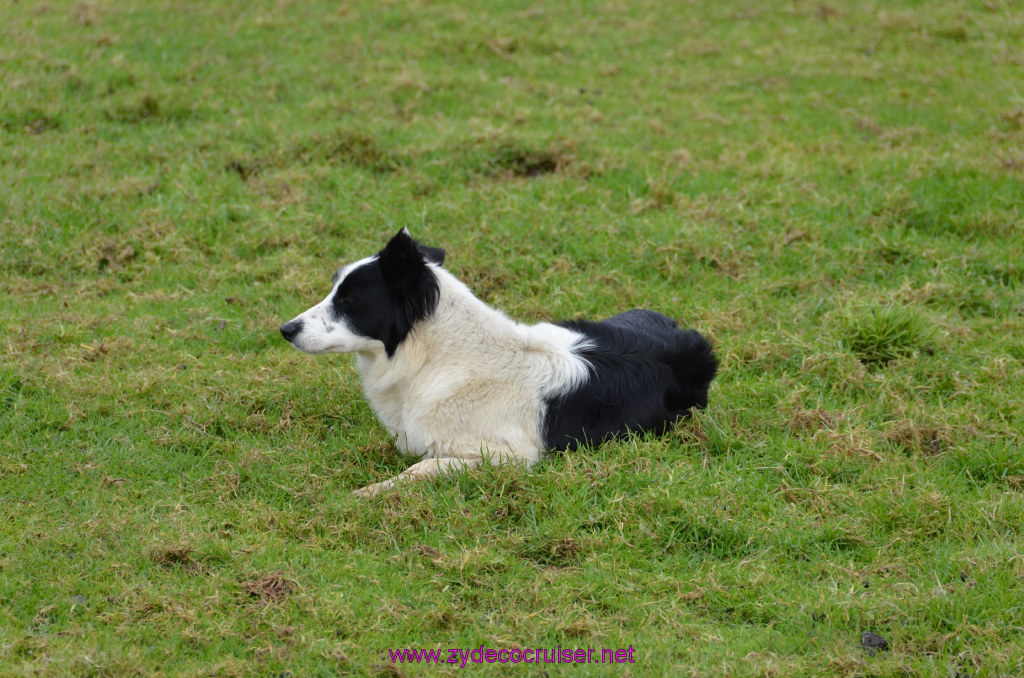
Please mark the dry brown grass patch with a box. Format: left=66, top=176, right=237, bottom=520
left=241, top=572, right=296, bottom=604
left=883, top=420, right=955, bottom=455
left=151, top=545, right=204, bottom=574
left=788, top=408, right=844, bottom=433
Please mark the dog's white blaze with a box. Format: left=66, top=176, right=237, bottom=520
left=332, top=255, right=379, bottom=288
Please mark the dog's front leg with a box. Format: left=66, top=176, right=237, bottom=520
left=352, top=455, right=483, bottom=498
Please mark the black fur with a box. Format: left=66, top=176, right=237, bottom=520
left=542, top=310, right=717, bottom=450
left=331, top=229, right=443, bottom=357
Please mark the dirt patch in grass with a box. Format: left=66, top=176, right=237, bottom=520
left=151, top=545, right=203, bottom=574
left=313, top=129, right=404, bottom=173
left=370, top=663, right=406, bottom=677
left=91, top=240, right=137, bottom=272
left=226, top=129, right=404, bottom=181
left=225, top=159, right=261, bottom=180
left=788, top=408, right=844, bottom=433
left=0, top=108, right=62, bottom=134
left=72, top=1, right=103, bottom=26
left=476, top=138, right=585, bottom=179
left=518, top=535, right=583, bottom=566
left=413, top=544, right=445, bottom=564
left=489, top=145, right=560, bottom=177
left=105, top=94, right=199, bottom=125
left=883, top=420, right=955, bottom=455
left=241, top=572, right=296, bottom=603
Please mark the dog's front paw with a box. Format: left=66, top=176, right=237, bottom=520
left=352, top=479, right=394, bottom=498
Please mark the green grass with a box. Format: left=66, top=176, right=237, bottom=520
left=833, top=302, right=938, bottom=365
left=2, top=0, right=1023, bottom=675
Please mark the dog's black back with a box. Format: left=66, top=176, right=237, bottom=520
left=543, top=310, right=717, bottom=450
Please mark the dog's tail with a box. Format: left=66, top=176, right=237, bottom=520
left=665, top=329, right=717, bottom=412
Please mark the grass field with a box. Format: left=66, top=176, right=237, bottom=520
left=2, top=0, right=1024, bottom=675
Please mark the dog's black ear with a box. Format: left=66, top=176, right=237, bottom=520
left=378, top=227, right=442, bottom=357
left=379, top=228, right=426, bottom=289
left=381, top=227, right=445, bottom=272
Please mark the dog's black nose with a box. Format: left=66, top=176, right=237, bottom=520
left=280, top=320, right=303, bottom=342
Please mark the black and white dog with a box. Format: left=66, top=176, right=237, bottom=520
left=280, top=229, right=717, bottom=497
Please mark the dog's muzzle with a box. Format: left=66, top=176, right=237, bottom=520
left=280, top=320, right=303, bottom=343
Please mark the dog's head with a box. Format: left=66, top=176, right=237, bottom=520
left=280, top=228, right=446, bottom=357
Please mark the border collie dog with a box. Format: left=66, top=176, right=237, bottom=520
left=280, top=229, right=717, bottom=497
